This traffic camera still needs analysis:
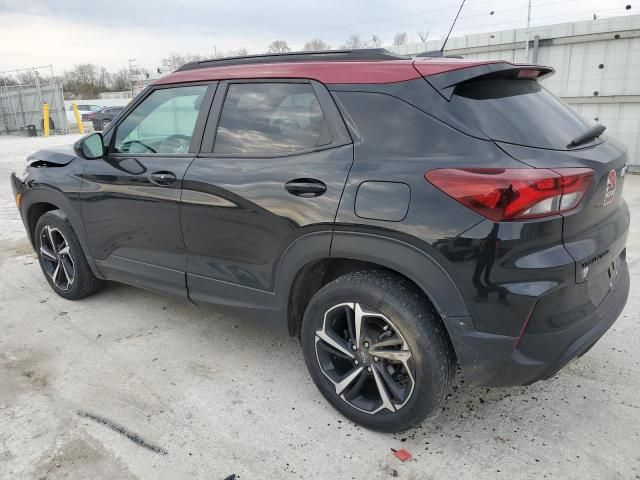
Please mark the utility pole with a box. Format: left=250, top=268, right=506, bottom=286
left=128, top=58, right=138, bottom=98
left=525, top=0, right=532, bottom=61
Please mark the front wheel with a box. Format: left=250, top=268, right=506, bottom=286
left=35, top=210, right=104, bottom=300
left=301, top=271, right=455, bottom=432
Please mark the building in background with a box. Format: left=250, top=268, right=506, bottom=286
left=391, top=14, right=640, bottom=169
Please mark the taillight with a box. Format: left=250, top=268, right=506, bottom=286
left=425, top=168, right=593, bottom=221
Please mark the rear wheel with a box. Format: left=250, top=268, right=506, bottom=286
left=35, top=211, right=104, bottom=300
left=301, top=270, right=455, bottom=432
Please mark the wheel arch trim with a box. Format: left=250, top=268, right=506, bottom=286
left=274, top=229, right=472, bottom=338
left=19, top=186, right=103, bottom=279
left=329, top=230, right=470, bottom=319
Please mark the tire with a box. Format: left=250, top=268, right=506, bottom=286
left=34, top=210, right=104, bottom=300
left=301, top=270, right=455, bottom=432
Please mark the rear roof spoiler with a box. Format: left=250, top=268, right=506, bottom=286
left=420, top=62, right=555, bottom=100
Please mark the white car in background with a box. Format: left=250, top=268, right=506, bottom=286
left=65, top=103, right=103, bottom=126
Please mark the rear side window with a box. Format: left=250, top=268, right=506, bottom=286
left=214, top=83, right=331, bottom=156
left=451, top=79, right=592, bottom=150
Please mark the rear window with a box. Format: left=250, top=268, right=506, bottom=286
left=451, top=79, right=593, bottom=150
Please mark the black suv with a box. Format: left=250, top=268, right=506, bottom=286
left=91, top=106, right=125, bottom=131
left=10, top=50, right=630, bottom=432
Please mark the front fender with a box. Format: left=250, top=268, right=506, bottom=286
left=13, top=175, right=102, bottom=279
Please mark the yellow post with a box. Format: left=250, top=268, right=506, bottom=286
left=72, top=103, right=84, bottom=134
left=42, top=103, right=50, bottom=137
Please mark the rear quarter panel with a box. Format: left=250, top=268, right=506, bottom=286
left=329, top=84, right=575, bottom=338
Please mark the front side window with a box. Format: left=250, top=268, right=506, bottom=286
left=214, top=83, right=330, bottom=156
left=113, top=85, right=207, bottom=155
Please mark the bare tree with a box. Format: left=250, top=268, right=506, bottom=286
left=111, top=68, right=130, bottom=91
left=0, top=76, right=17, bottom=86
left=267, top=40, right=291, bottom=53
left=303, top=38, right=330, bottom=51
left=393, top=32, right=408, bottom=47
left=417, top=26, right=429, bottom=43
left=16, top=70, right=39, bottom=85
left=161, top=52, right=187, bottom=71
left=161, top=52, right=202, bottom=71
left=212, top=47, right=249, bottom=58
left=97, top=66, right=110, bottom=90
left=343, top=33, right=363, bottom=49
left=227, top=47, right=249, bottom=57
left=369, top=35, right=383, bottom=48
left=63, top=64, right=102, bottom=97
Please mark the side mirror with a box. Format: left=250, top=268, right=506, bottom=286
left=74, top=132, right=104, bottom=159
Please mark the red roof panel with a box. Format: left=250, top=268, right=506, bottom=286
left=152, top=58, right=511, bottom=86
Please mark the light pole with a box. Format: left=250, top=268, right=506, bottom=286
left=524, top=0, right=532, bottom=61
left=128, top=58, right=138, bottom=98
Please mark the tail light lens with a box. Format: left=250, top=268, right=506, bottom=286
left=425, top=168, right=593, bottom=221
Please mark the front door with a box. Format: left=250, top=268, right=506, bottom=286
left=180, top=80, right=353, bottom=306
left=79, top=83, right=213, bottom=297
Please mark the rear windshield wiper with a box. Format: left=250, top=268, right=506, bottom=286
left=568, top=124, right=606, bottom=148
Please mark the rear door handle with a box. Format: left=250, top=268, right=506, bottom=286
left=149, top=171, right=176, bottom=186
left=284, top=178, right=327, bottom=198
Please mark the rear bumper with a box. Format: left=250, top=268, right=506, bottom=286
left=447, top=250, right=629, bottom=387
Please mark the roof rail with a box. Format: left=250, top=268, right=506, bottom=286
left=176, top=49, right=410, bottom=72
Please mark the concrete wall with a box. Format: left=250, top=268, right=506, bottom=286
left=391, top=14, right=640, bottom=167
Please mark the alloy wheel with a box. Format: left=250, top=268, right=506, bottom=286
left=39, top=225, right=75, bottom=291
left=314, top=302, right=415, bottom=415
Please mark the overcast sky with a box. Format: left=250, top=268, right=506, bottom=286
left=0, top=0, right=634, bottom=74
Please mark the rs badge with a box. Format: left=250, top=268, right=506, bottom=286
left=603, top=169, right=617, bottom=206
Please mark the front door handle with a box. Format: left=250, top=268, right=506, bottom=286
left=149, top=171, right=176, bottom=186
left=284, top=178, right=327, bottom=198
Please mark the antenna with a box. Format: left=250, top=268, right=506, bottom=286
left=440, top=0, right=467, bottom=53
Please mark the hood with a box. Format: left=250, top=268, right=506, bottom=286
left=27, top=145, right=78, bottom=167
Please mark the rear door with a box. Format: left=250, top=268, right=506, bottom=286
left=180, top=79, right=352, bottom=306
left=449, top=75, right=630, bottom=285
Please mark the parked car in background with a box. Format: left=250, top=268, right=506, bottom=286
left=91, top=106, right=124, bottom=131
left=11, top=49, right=630, bottom=432
left=65, top=104, right=103, bottom=125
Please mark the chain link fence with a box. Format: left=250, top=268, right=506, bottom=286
left=0, top=66, right=69, bottom=136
